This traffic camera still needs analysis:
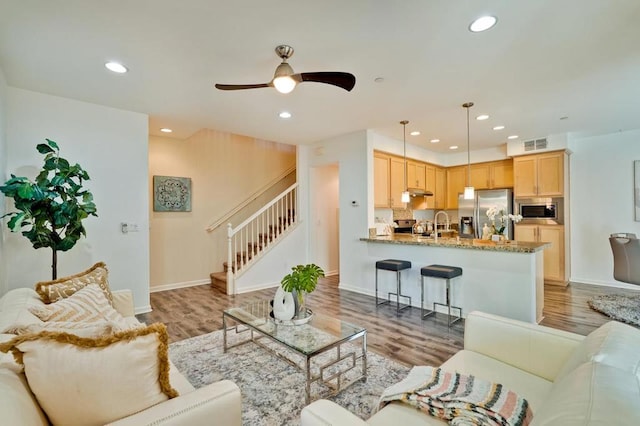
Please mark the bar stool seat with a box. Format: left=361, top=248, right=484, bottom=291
left=420, top=264, right=463, bottom=326
left=375, top=259, right=412, bottom=314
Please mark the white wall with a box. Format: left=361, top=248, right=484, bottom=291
left=148, top=130, right=295, bottom=291
left=569, top=129, right=640, bottom=289
left=0, top=67, right=7, bottom=296
left=5, top=88, right=151, bottom=311
left=305, top=131, right=370, bottom=290
left=309, top=164, right=339, bottom=275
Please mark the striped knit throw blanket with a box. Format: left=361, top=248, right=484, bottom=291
left=378, top=366, right=533, bottom=426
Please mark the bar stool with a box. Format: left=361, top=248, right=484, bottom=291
left=375, top=259, right=412, bottom=314
left=420, top=264, right=463, bottom=326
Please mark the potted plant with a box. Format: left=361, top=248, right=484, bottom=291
left=0, top=139, right=97, bottom=279
left=280, top=264, right=325, bottom=320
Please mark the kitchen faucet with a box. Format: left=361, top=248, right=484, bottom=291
left=433, top=211, right=450, bottom=242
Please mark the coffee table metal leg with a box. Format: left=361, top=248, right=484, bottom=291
left=363, top=332, right=368, bottom=382
left=305, top=357, right=311, bottom=405
left=223, top=313, right=228, bottom=353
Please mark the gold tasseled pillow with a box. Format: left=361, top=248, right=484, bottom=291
left=35, top=262, right=113, bottom=305
left=0, top=323, right=178, bottom=426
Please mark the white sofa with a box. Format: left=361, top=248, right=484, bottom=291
left=0, top=287, right=241, bottom=426
left=302, top=311, right=640, bottom=425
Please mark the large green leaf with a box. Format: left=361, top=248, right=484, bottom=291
left=36, top=143, right=55, bottom=154
left=45, top=139, right=59, bottom=150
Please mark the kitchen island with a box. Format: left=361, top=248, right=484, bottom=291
left=360, top=234, right=550, bottom=323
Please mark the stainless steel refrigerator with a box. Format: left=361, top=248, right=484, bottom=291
left=458, top=189, right=514, bottom=239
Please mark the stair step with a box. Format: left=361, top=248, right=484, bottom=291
left=209, top=272, right=227, bottom=293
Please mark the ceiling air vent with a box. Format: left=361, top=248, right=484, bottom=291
left=523, top=138, right=548, bottom=151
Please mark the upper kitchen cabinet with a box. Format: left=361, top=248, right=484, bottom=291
left=413, top=164, right=446, bottom=210
left=389, top=157, right=407, bottom=208
left=470, top=160, right=513, bottom=190
left=514, top=151, right=566, bottom=197
left=446, top=166, right=467, bottom=209
left=373, top=152, right=391, bottom=208
left=406, top=160, right=426, bottom=190
left=373, top=151, right=407, bottom=208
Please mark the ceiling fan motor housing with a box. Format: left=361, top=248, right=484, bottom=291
left=275, top=45, right=294, bottom=60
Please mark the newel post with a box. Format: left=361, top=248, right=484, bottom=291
left=226, top=223, right=234, bottom=295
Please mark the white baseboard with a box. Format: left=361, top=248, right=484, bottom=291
left=570, top=277, right=640, bottom=291
left=236, top=281, right=280, bottom=294
left=150, top=279, right=210, bottom=293
left=135, top=304, right=152, bottom=315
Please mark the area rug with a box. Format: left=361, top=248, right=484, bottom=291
left=588, top=294, right=640, bottom=327
left=169, top=329, right=411, bottom=425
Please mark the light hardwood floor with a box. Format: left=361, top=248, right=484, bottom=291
left=138, top=276, right=639, bottom=367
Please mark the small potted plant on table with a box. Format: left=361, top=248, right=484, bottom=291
left=280, top=263, right=324, bottom=323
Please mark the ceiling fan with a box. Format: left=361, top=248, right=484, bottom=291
left=214, top=45, right=356, bottom=94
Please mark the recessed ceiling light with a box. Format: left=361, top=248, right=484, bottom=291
left=160, top=128, right=172, bottom=133
left=430, top=139, right=440, bottom=143
left=449, top=145, right=459, bottom=150
left=507, top=135, right=519, bottom=140
left=493, top=125, right=505, bottom=130
left=279, top=111, right=292, bottom=119
left=469, top=15, right=497, bottom=33
left=410, top=131, right=420, bottom=136
left=105, top=61, right=128, bottom=73
left=476, top=114, right=490, bottom=121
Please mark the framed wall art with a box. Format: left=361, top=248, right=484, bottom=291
left=635, top=161, right=640, bottom=221
left=153, top=175, right=192, bottom=212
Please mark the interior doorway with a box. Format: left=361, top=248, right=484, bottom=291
left=309, top=163, right=340, bottom=276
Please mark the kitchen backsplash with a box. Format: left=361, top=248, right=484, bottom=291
left=392, top=207, right=413, bottom=220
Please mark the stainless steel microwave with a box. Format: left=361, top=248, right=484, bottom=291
left=515, top=198, right=563, bottom=224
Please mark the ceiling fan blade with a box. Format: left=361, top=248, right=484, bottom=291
left=295, top=72, right=356, bottom=92
left=215, top=83, right=272, bottom=91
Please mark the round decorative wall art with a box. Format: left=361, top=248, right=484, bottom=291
left=153, top=175, right=192, bottom=212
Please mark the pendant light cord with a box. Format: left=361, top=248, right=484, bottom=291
left=400, top=120, right=408, bottom=192
left=462, top=102, right=474, bottom=186
left=467, top=107, right=471, bottom=186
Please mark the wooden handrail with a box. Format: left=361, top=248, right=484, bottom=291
left=206, top=166, right=295, bottom=232
left=230, top=183, right=298, bottom=237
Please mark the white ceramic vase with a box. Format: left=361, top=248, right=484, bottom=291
left=272, top=286, right=295, bottom=321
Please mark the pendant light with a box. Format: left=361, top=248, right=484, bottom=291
left=462, top=102, right=475, bottom=200
left=400, top=120, right=410, bottom=203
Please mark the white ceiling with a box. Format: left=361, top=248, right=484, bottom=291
left=1, top=1, right=639, bottom=152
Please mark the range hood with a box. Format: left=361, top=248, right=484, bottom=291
left=407, top=188, right=434, bottom=197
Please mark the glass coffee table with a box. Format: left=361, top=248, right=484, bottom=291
left=223, top=301, right=367, bottom=404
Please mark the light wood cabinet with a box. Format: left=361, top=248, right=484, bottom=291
left=446, top=166, right=467, bottom=209
left=373, top=153, right=391, bottom=208
left=491, top=160, right=514, bottom=188
left=407, top=161, right=426, bottom=190
left=515, top=224, right=566, bottom=285
left=414, top=164, right=446, bottom=210
left=390, top=157, right=407, bottom=208
left=470, top=160, right=513, bottom=190
left=470, top=163, right=490, bottom=189
left=514, top=151, right=564, bottom=197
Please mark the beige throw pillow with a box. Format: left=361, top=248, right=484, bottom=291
left=35, top=261, right=113, bottom=305
left=12, top=321, right=118, bottom=338
left=29, top=284, right=125, bottom=326
left=0, top=323, right=178, bottom=426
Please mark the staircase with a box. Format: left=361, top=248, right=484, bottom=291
left=210, top=183, right=298, bottom=294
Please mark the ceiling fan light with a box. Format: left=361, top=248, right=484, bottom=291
left=464, top=186, right=475, bottom=200
left=273, top=76, right=296, bottom=93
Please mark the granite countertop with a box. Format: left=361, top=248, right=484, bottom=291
left=360, top=234, right=550, bottom=253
